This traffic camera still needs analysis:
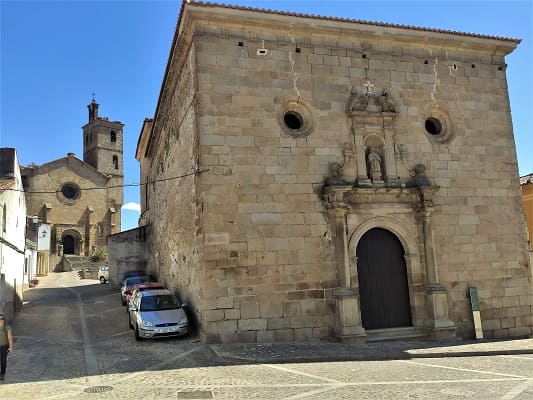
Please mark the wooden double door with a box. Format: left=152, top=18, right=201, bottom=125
left=356, top=228, right=412, bottom=330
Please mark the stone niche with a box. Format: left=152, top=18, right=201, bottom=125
left=345, top=84, right=401, bottom=188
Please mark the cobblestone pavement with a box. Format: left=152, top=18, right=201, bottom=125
left=0, top=271, right=532, bottom=399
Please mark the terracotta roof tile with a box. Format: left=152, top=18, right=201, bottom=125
left=520, top=174, right=533, bottom=186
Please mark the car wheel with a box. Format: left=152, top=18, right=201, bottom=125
left=99, top=276, right=106, bottom=284
left=135, top=326, right=143, bottom=341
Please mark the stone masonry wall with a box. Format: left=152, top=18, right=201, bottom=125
left=143, top=45, right=203, bottom=330
left=192, top=23, right=531, bottom=341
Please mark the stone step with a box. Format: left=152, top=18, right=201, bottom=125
left=365, top=327, right=426, bottom=342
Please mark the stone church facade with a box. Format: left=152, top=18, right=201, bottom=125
left=137, top=2, right=532, bottom=343
left=22, top=100, right=123, bottom=272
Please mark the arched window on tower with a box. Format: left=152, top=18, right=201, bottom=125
left=113, top=155, right=118, bottom=169
left=110, top=131, right=116, bottom=142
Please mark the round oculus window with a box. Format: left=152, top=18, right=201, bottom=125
left=283, top=111, right=304, bottom=131
left=422, top=104, right=456, bottom=143
left=425, top=117, right=442, bottom=135
left=277, top=98, right=317, bottom=138
left=60, top=183, right=80, bottom=201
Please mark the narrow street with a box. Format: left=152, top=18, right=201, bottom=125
left=1, top=271, right=532, bottom=399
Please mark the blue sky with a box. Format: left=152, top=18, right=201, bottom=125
left=1, top=0, right=532, bottom=231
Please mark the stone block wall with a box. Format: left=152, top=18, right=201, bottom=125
left=140, top=45, right=204, bottom=330
left=192, top=28, right=531, bottom=341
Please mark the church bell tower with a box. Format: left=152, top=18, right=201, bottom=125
left=82, top=98, right=124, bottom=227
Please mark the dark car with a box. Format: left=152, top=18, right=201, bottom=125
left=120, top=276, right=151, bottom=305
left=121, top=270, right=147, bottom=285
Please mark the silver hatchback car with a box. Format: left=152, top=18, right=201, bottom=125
left=128, top=289, right=189, bottom=340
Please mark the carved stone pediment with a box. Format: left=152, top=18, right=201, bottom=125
left=321, top=184, right=439, bottom=212
left=346, top=87, right=398, bottom=116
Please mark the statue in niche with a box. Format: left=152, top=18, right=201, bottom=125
left=367, top=147, right=383, bottom=181
left=346, top=86, right=368, bottom=112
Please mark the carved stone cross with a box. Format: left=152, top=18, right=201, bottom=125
left=364, top=80, right=374, bottom=95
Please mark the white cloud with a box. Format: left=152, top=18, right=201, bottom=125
left=122, top=202, right=141, bottom=212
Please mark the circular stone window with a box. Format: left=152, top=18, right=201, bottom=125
left=277, top=98, right=317, bottom=138
left=59, top=182, right=81, bottom=202
left=422, top=104, right=456, bottom=143
left=283, top=111, right=303, bottom=130
left=425, top=117, right=442, bottom=135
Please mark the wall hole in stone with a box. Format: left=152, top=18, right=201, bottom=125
left=453, top=63, right=458, bottom=70
left=362, top=54, right=367, bottom=58
left=424, top=60, right=429, bottom=64
left=425, top=117, right=442, bottom=135
left=283, top=111, right=303, bottom=130
left=471, top=64, right=476, bottom=68
left=295, top=46, right=301, bottom=53
left=238, top=41, right=243, bottom=46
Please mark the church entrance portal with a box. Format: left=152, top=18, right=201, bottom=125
left=62, top=235, right=75, bottom=254
left=356, top=228, right=412, bottom=330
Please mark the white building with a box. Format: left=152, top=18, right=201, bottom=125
left=0, top=148, right=27, bottom=318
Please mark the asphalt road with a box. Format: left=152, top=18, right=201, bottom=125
left=0, top=271, right=532, bottom=399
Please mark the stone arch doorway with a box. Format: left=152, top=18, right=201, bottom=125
left=356, top=228, right=412, bottom=330
left=62, top=235, right=76, bottom=254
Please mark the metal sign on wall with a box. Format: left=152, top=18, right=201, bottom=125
left=37, top=224, right=51, bottom=251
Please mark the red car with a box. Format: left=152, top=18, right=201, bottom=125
left=126, top=281, right=165, bottom=309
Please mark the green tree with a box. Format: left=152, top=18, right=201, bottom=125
left=88, top=247, right=108, bottom=262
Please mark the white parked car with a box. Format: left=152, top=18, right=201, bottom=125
left=128, top=289, right=189, bottom=340
left=98, top=265, right=109, bottom=284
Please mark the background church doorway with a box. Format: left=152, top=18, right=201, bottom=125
left=62, top=235, right=75, bottom=254
left=356, top=228, right=412, bottom=330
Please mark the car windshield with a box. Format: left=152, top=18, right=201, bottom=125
left=140, top=294, right=180, bottom=311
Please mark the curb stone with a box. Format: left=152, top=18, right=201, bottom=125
left=210, top=338, right=533, bottom=363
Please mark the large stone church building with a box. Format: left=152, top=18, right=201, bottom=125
left=22, top=100, right=123, bottom=272
left=136, top=2, right=532, bottom=343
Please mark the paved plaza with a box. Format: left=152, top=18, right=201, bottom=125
left=0, top=271, right=532, bottom=399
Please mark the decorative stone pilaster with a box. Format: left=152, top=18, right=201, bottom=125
left=417, top=186, right=456, bottom=339
left=328, top=207, right=351, bottom=287
left=383, top=113, right=401, bottom=186
left=353, top=125, right=371, bottom=187
left=322, top=185, right=366, bottom=343
left=332, top=288, right=366, bottom=343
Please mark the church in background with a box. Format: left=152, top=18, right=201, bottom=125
left=22, top=100, right=124, bottom=273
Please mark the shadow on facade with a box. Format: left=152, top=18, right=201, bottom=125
left=0, top=279, right=23, bottom=321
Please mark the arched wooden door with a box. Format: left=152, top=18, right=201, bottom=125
left=62, top=235, right=75, bottom=254
left=356, top=228, right=412, bottom=330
